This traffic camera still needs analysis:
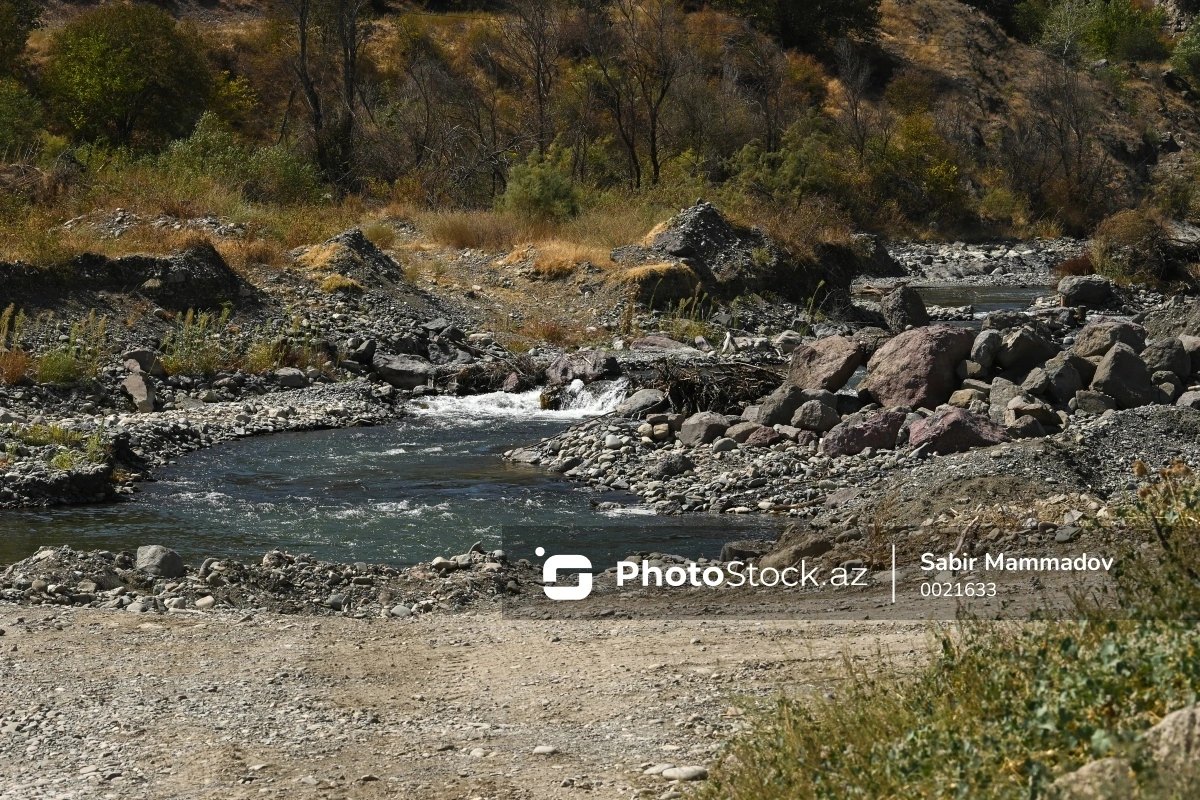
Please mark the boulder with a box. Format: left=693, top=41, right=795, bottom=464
left=949, top=388, right=987, bottom=407
left=745, top=426, right=786, bottom=447
left=1075, top=390, right=1118, bottom=413
left=121, top=348, right=167, bottom=379
left=880, top=285, right=929, bottom=331
left=678, top=412, right=729, bottom=446
left=719, top=540, right=773, bottom=562
left=821, top=410, right=907, bottom=457
left=860, top=325, right=975, bottom=409
left=987, top=377, right=1022, bottom=425
left=1072, top=320, right=1146, bottom=358
left=1043, top=359, right=1084, bottom=405
left=970, top=329, right=1003, bottom=371
left=757, top=384, right=806, bottom=427
left=773, top=330, right=805, bottom=352
left=1177, top=391, right=1200, bottom=409
left=1141, top=338, right=1190, bottom=379
left=1049, top=758, right=1136, bottom=800
left=983, top=310, right=1031, bottom=330
left=372, top=353, right=434, bottom=389
left=136, top=545, right=185, bottom=578
left=792, top=399, right=841, bottom=433
left=122, top=373, right=156, bottom=414
left=787, top=336, right=863, bottom=391
left=996, top=327, right=1059, bottom=371
left=1057, top=274, right=1118, bottom=308
left=348, top=338, right=377, bottom=364
left=1144, top=704, right=1200, bottom=778
left=724, top=421, right=763, bottom=443
left=629, top=335, right=698, bottom=353
left=546, top=350, right=620, bottom=386
left=908, top=408, right=1010, bottom=454
left=711, top=436, right=739, bottom=453
left=759, top=533, right=833, bottom=570
left=1006, top=394, right=1059, bottom=425
left=275, top=367, right=309, bottom=388
left=614, top=388, right=669, bottom=418
left=654, top=452, right=695, bottom=477
left=1179, top=334, right=1200, bottom=374
left=1091, top=343, right=1164, bottom=409
left=1007, top=415, right=1047, bottom=439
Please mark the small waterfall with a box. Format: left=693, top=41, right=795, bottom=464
left=555, top=378, right=629, bottom=414
left=411, top=378, right=629, bottom=422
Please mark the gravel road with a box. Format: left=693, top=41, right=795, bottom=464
left=0, top=606, right=927, bottom=800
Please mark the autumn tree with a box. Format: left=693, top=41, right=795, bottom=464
left=276, top=0, right=374, bottom=189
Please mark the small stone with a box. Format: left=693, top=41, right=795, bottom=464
left=194, top=596, right=215, bottom=609
left=532, top=746, right=558, bottom=755
left=661, top=766, right=708, bottom=781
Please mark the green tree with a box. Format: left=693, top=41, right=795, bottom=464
left=0, top=78, right=41, bottom=154
left=710, top=0, right=880, bottom=55
left=0, top=0, right=40, bottom=78
left=41, top=5, right=212, bottom=147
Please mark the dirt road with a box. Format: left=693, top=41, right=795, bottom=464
left=0, top=606, right=929, bottom=799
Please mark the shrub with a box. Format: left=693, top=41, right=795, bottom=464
left=41, top=4, right=212, bottom=147
left=1056, top=253, right=1096, bottom=277
left=498, top=156, right=581, bottom=222
left=160, top=308, right=236, bottom=376
left=1091, top=208, right=1170, bottom=282
left=159, top=113, right=322, bottom=204
left=1172, top=22, right=1200, bottom=83
left=0, top=78, right=41, bottom=155
left=33, top=312, right=109, bottom=385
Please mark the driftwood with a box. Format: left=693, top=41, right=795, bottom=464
left=647, top=358, right=784, bottom=416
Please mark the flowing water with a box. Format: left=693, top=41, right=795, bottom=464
left=0, top=380, right=784, bottom=568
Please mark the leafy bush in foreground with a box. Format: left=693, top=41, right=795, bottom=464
left=704, top=463, right=1200, bottom=799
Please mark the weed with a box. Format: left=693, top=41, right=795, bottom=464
left=8, top=423, right=84, bottom=448
left=160, top=308, right=236, bottom=376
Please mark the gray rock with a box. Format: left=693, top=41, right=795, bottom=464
left=881, top=285, right=929, bottom=331
left=1072, top=320, right=1146, bottom=358
left=1141, top=337, right=1191, bottom=379
left=760, top=533, right=833, bottom=569
left=1057, top=275, right=1118, bottom=308
left=720, top=540, right=773, bottom=561
left=1091, top=343, right=1164, bottom=409
left=757, top=384, right=806, bottom=426
left=122, top=373, right=156, bottom=414
left=135, top=545, right=184, bottom=578
left=724, top=421, right=763, bottom=443
left=614, top=389, right=668, bottom=418
left=1006, top=415, right=1046, bottom=439
left=1144, top=704, right=1200, bottom=778
left=996, top=327, right=1059, bottom=371
left=1075, top=390, right=1118, bottom=413
left=970, top=329, right=1003, bottom=371
left=792, top=400, right=841, bottom=433
left=655, top=452, right=695, bottom=477
left=660, top=766, right=708, bottom=782
left=1049, top=758, right=1135, bottom=800
left=711, top=437, right=738, bottom=453
left=1043, top=359, right=1083, bottom=404
left=546, top=350, right=619, bottom=386
left=121, top=348, right=168, bottom=379
left=372, top=353, right=434, bottom=389
left=1177, top=390, right=1200, bottom=409
left=275, top=367, right=309, bottom=388
left=678, top=412, right=729, bottom=446
left=987, top=378, right=1021, bottom=425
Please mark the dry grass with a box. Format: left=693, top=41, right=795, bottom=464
left=0, top=350, right=31, bottom=383
left=617, top=262, right=701, bottom=305
left=361, top=219, right=397, bottom=250
left=529, top=240, right=613, bottom=280
left=418, top=211, right=554, bottom=251
left=319, top=273, right=363, bottom=293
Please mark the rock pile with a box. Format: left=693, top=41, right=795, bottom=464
left=1, top=542, right=537, bottom=617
